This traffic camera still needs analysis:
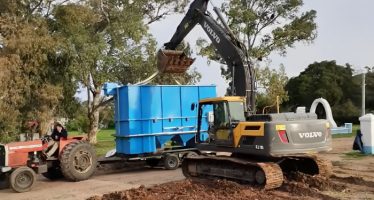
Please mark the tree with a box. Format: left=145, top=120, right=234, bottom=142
left=0, top=55, right=24, bottom=142
left=0, top=0, right=70, bottom=140
left=286, top=61, right=361, bottom=123
left=196, top=0, right=316, bottom=107
left=53, top=0, right=195, bottom=144
left=256, top=65, right=288, bottom=113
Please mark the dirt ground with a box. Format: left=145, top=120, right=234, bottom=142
left=318, top=138, right=374, bottom=199
left=0, top=164, right=185, bottom=200
left=88, top=137, right=374, bottom=200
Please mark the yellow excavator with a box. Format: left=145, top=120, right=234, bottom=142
left=157, top=0, right=332, bottom=189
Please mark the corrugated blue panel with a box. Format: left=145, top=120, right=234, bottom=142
left=141, top=86, right=162, bottom=134
left=126, top=87, right=142, bottom=121
left=115, top=87, right=129, bottom=136
left=181, top=86, right=198, bottom=126
left=161, top=87, right=182, bottom=133
left=116, top=86, right=142, bottom=136
left=116, top=137, right=156, bottom=154
left=179, top=86, right=199, bottom=145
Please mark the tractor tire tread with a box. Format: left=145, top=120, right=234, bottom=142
left=9, top=166, right=36, bottom=193
left=59, top=140, right=97, bottom=182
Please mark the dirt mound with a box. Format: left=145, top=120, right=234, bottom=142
left=88, top=175, right=347, bottom=200
left=89, top=166, right=373, bottom=200
left=331, top=175, right=374, bottom=188
left=286, top=172, right=346, bottom=192
left=87, top=179, right=305, bottom=200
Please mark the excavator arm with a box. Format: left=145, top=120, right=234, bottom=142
left=158, top=0, right=256, bottom=113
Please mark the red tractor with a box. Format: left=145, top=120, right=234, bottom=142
left=0, top=136, right=97, bottom=192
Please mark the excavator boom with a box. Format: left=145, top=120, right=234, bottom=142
left=157, top=0, right=256, bottom=113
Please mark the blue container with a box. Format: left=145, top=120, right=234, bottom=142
left=104, top=84, right=216, bottom=155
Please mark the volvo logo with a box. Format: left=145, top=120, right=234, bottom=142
left=203, top=22, right=221, bottom=44
left=298, top=132, right=323, bottom=138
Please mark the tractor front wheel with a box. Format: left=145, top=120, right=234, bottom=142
left=60, top=140, right=97, bottom=181
left=9, top=167, right=36, bottom=193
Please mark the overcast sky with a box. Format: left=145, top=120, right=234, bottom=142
left=149, top=0, right=374, bottom=96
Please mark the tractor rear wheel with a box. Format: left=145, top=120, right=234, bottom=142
left=9, top=167, right=36, bottom=193
left=60, top=140, right=97, bottom=181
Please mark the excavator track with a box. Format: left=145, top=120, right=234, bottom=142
left=182, top=154, right=332, bottom=190
left=182, top=155, right=284, bottom=190
left=310, top=155, right=333, bottom=178
left=278, top=154, right=333, bottom=178
left=257, top=162, right=284, bottom=189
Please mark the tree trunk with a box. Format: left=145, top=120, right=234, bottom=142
left=87, top=87, right=102, bottom=144
left=40, top=118, right=55, bottom=137
left=88, top=110, right=99, bottom=144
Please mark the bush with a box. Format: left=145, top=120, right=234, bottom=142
left=0, top=132, right=17, bottom=143
left=66, top=115, right=89, bottom=133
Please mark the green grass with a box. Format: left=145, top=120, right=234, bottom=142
left=332, top=124, right=359, bottom=139
left=94, top=140, right=115, bottom=156
left=343, top=151, right=371, bottom=159
left=70, top=129, right=115, bottom=156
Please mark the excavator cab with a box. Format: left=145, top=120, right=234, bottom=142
left=157, top=49, right=195, bottom=73
left=198, top=97, right=246, bottom=147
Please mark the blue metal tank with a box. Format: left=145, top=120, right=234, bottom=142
left=104, top=84, right=216, bottom=155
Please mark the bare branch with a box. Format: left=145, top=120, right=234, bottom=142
left=145, top=2, right=171, bottom=25
left=93, top=96, right=114, bottom=112
left=146, top=12, right=169, bottom=24
left=249, top=0, right=257, bottom=10
left=100, top=0, right=110, bottom=24
left=250, top=13, right=281, bottom=48
left=57, top=0, right=70, bottom=6
left=45, top=1, right=53, bottom=17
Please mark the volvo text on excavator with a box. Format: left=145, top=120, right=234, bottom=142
left=157, top=0, right=332, bottom=189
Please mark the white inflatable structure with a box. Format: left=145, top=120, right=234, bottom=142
left=309, top=98, right=338, bottom=128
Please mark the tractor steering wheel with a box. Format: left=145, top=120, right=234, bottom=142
left=41, top=135, right=52, bottom=143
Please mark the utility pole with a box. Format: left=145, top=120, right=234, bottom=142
left=362, top=72, right=366, bottom=116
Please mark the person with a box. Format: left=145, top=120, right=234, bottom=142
left=44, top=122, right=68, bottom=157
left=51, top=122, right=68, bottom=141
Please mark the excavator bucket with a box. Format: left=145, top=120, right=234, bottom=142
left=157, top=50, right=195, bottom=73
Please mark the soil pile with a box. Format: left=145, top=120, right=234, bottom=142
left=88, top=179, right=269, bottom=200
left=88, top=175, right=345, bottom=200
left=285, top=172, right=346, bottom=191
